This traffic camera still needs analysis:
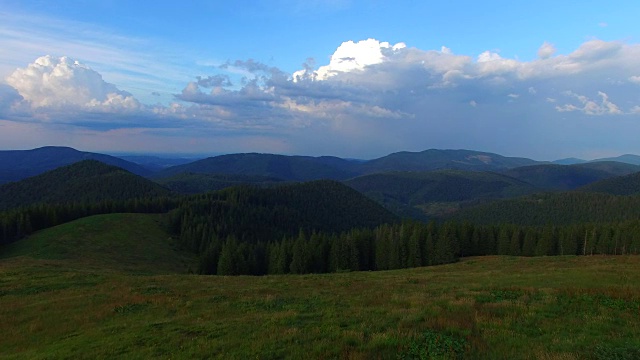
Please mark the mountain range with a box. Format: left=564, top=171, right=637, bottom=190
left=4, top=146, right=640, bottom=185
left=3, top=146, right=640, bottom=221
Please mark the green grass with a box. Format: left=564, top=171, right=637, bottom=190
left=1, top=215, right=640, bottom=359
left=0, top=213, right=195, bottom=274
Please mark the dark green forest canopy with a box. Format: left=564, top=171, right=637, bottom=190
left=450, top=191, right=640, bottom=226
left=578, top=171, right=640, bottom=195
left=169, top=180, right=398, bottom=245
left=345, top=170, right=536, bottom=219
left=156, top=172, right=285, bottom=194
left=0, top=160, right=171, bottom=210
left=502, top=162, right=640, bottom=191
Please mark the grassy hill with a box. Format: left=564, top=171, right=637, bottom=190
left=345, top=170, right=536, bottom=219
left=0, top=146, right=152, bottom=184
left=1, top=255, right=638, bottom=359
left=579, top=171, right=640, bottom=195
left=0, top=160, right=172, bottom=210
left=0, top=213, right=195, bottom=274
left=156, top=153, right=359, bottom=181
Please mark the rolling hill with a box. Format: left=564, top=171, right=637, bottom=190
left=0, top=146, right=152, bottom=184
left=0, top=213, right=195, bottom=273
left=502, top=162, right=640, bottom=191
left=0, top=160, right=171, bottom=210
left=171, top=180, right=398, bottom=246
left=345, top=170, right=536, bottom=219
left=155, top=153, right=360, bottom=181
left=574, top=161, right=640, bottom=176
left=116, top=155, right=203, bottom=172
left=155, top=149, right=542, bottom=185
left=359, top=149, right=540, bottom=174
left=579, top=171, right=640, bottom=195
left=592, top=154, right=640, bottom=165
left=156, top=172, right=285, bottom=194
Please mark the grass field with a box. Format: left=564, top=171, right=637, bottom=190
left=1, top=214, right=639, bottom=359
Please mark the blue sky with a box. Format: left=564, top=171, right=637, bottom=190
left=1, top=0, right=640, bottom=160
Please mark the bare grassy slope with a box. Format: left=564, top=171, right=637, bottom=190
left=0, top=213, right=194, bottom=274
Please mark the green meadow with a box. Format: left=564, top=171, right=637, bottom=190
left=1, top=214, right=639, bottom=359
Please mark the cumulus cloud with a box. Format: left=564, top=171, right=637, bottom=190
left=293, top=39, right=406, bottom=81
left=5, top=55, right=140, bottom=111
left=3, top=37, right=640, bottom=158
left=0, top=83, right=23, bottom=110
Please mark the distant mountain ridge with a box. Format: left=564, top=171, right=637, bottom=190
left=359, top=149, right=540, bottom=174
left=0, top=146, right=152, bottom=184
left=154, top=153, right=361, bottom=181
left=502, top=162, right=640, bottom=191
left=154, top=149, right=546, bottom=182
left=592, top=154, right=640, bottom=165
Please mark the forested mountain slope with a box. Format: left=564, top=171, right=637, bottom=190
left=345, top=170, right=536, bottom=219
left=449, top=192, right=640, bottom=226
left=155, top=153, right=359, bottom=181
left=359, top=149, right=539, bottom=174
left=502, top=163, right=637, bottom=191
left=156, top=173, right=284, bottom=194
left=578, top=171, right=640, bottom=195
left=0, top=160, right=171, bottom=210
left=170, top=180, right=398, bottom=248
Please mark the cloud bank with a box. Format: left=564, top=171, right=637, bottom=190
left=1, top=38, right=640, bottom=159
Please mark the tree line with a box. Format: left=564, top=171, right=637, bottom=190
left=173, top=203, right=640, bottom=275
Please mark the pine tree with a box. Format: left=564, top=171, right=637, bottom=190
left=290, top=230, right=310, bottom=274
left=509, top=228, right=522, bottom=256
left=497, top=226, right=511, bottom=255
left=407, top=227, right=423, bottom=268
left=521, top=228, right=536, bottom=257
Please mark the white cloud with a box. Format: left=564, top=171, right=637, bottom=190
left=477, top=51, right=502, bottom=63
left=629, top=76, right=640, bottom=84
left=537, top=41, right=556, bottom=59
left=0, top=11, right=200, bottom=105
left=293, top=38, right=406, bottom=81
left=3, top=36, right=640, bottom=158
left=5, top=55, right=140, bottom=111
left=556, top=91, right=622, bottom=115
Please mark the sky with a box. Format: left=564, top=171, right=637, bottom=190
left=1, top=1, right=640, bottom=160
